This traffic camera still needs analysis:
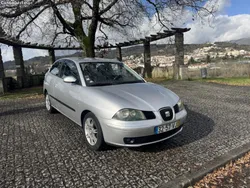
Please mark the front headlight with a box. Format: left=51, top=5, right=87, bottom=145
left=113, top=109, right=146, bottom=121
left=177, top=99, right=185, bottom=111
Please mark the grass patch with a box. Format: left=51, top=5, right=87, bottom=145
left=0, top=86, right=43, bottom=100
left=194, top=77, right=250, bottom=86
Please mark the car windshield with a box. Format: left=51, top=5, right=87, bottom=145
left=80, top=62, right=145, bottom=86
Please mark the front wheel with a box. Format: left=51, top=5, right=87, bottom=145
left=82, top=112, right=105, bottom=151
left=45, top=93, right=56, bottom=113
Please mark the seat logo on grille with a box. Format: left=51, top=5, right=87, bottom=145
left=165, top=111, right=170, bottom=117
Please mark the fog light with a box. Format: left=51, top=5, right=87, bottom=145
left=124, top=138, right=135, bottom=144
left=130, top=139, right=135, bottom=144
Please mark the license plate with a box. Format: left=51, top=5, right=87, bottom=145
left=154, top=121, right=180, bottom=134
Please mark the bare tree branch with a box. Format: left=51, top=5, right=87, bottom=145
left=16, top=5, right=50, bottom=39
left=48, top=0, right=75, bottom=36
left=82, top=1, right=93, bottom=10
left=99, top=0, right=119, bottom=15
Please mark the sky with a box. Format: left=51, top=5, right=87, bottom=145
left=226, top=0, right=250, bottom=16
left=1, top=0, right=250, bottom=62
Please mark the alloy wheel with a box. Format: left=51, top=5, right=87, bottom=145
left=45, top=94, right=51, bottom=111
left=84, top=117, right=98, bottom=145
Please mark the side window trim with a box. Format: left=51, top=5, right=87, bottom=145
left=50, top=61, right=61, bottom=77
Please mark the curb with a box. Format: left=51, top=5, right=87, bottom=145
left=160, top=142, right=250, bottom=188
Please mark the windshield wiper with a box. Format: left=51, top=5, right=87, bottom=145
left=88, top=80, right=144, bottom=86
left=116, top=80, right=144, bottom=85
left=89, top=83, right=114, bottom=86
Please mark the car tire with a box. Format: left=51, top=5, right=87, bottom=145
left=45, top=93, right=56, bottom=113
left=82, top=112, right=105, bottom=151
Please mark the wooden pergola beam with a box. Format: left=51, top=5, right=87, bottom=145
left=171, top=28, right=191, bottom=33
left=0, top=28, right=190, bottom=51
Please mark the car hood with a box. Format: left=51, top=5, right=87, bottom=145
left=97, top=82, right=179, bottom=111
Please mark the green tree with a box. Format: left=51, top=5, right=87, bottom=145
left=222, top=53, right=229, bottom=60
left=206, top=54, right=211, bottom=63
left=188, top=57, right=196, bottom=64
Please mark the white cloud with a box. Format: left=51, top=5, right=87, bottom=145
left=0, top=44, right=13, bottom=62
left=185, top=14, right=250, bottom=44
left=22, top=48, right=48, bottom=60
left=204, top=0, right=231, bottom=15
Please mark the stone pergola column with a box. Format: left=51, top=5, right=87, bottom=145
left=174, top=32, right=184, bottom=80
left=0, top=48, right=5, bottom=94
left=116, top=46, right=122, bottom=61
left=0, top=48, right=5, bottom=79
left=48, top=49, right=56, bottom=64
left=143, top=40, right=152, bottom=78
left=13, top=46, right=25, bottom=88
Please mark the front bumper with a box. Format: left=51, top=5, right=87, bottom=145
left=100, top=108, right=187, bottom=147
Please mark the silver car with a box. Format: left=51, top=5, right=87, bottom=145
left=43, top=57, right=187, bottom=150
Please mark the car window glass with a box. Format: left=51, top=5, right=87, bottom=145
left=80, top=62, right=144, bottom=86
left=50, top=61, right=61, bottom=76
left=61, top=61, right=81, bottom=85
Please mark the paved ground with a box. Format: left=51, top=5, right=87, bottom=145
left=0, top=81, right=250, bottom=188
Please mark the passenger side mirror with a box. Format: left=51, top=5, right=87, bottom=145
left=63, top=76, right=77, bottom=83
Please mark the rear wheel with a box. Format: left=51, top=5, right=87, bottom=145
left=82, top=112, right=105, bottom=151
left=45, top=93, right=56, bottom=113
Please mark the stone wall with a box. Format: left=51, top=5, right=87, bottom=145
left=0, top=79, right=4, bottom=95
left=152, top=67, right=173, bottom=78
left=149, top=63, right=250, bottom=79
left=2, top=74, right=45, bottom=92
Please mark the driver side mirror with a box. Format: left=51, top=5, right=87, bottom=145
left=63, top=76, right=77, bottom=83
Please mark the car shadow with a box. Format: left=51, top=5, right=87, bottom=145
left=128, top=106, right=215, bottom=153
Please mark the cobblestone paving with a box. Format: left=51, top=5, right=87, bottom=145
left=0, top=81, right=250, bottom=188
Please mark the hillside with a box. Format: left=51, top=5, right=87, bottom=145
left=3, top=56, right=51, bottom=70
left=3, top=42, right=250, bottom=71
left=229, top=38, right=250, bottom=45
left=2, top=44, right=201, bottom=70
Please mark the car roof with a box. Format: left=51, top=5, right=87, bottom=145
left=56, top=57, right=122, bottom=64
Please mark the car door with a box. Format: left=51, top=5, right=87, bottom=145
left=45, top=61, right=63, bottom=109
left=54, top=60, right=82, bottom=124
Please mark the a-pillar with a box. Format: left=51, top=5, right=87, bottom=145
left=116, top=46, right=122, bottom=61
left=174, top=32, right=184, bottom=80
left=143, top=40, right=152, bottom=78
left=13, top=46, right=25, bottom=88
left=0, top=48, right=5, bottom=94
left=48, top=49, right=56, bottom=64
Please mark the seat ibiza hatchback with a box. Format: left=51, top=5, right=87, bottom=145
left=43, top=57, right=187, bottom=150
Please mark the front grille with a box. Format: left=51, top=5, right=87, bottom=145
left=159, top=107, right=173, bottom=121
left=123, top=125, right=182, bottom=144
left=142, top=111, right=156, bottom=120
